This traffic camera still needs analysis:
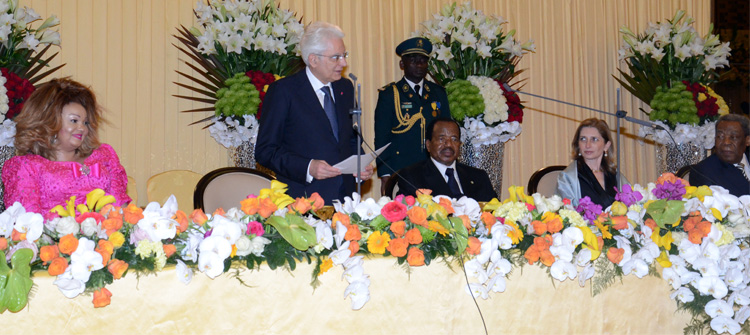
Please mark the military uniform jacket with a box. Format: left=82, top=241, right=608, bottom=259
left=374, top=78, right=450, bottom=177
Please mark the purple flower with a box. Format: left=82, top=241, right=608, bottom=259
left=246, top=220, right=265, bottom=237
left=614, top=184, right=643, bottom=207
left=576, top=197, right=602, bottom=224
left=652, top=180, right=687, bottom=200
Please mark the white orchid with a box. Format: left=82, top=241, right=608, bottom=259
left=175, top=259, right=193, bottom=285
left=53, top=268, right=86, bottom=298
left=13, top=211, right=43, bottom=242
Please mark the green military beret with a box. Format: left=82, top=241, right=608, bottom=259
left=395, top=37, right=432, bottom=57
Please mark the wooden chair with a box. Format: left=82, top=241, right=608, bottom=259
left=527, top=165, right=566, bottom=197
left=146, top=170, right=202, bottom=211
left=676, top=165, right=692, bottom=181
left=193, top=167, right=275, bottom=213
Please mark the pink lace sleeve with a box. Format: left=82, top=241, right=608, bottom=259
left=98, top=144, right=131, bottom=206
left=2, top=156, right=42, bottom=213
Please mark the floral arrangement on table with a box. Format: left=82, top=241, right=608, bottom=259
left=174, top=0, right=304, bottom=148
left=2, top=176, right=750, bottom=334
left=0, top=0, right=63, bottom=146
left=416, top=2, right=534, bottom=146
left=616, top=9, right=731, bottom=147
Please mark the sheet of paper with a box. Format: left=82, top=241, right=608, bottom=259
left=334, top=143, right=390, bottom=174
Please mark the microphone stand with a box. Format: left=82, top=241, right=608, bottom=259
left=349, top=73, right=363, bottom=196
left=502, top=84, right=666, bottom=189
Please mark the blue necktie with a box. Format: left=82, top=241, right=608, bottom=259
left=445, top=167, right=462, bottom=197
left=321, top=86, right=339, bottom=141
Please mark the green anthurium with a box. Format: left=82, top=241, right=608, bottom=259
left=646, top=199, right=686, bottom=230
left=437, top=215, right=468, bottom=253
left=266, top=214, right=317, bottom=251
left=0, top=248, right=34, bottom=313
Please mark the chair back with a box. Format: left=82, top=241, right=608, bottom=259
left=676, top=165, right=691, bottom=181
left=527, top=165, right=566, bottom=197
left=126, top=176, right=138, bottom=205
left=194, top=167, right=275, bottom=213
left=146, top=170, right=202, bottom=211
left=383, top=173, right=400, bottom=198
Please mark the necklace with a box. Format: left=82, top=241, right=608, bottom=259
left=592, top=168, right=602, bottom=173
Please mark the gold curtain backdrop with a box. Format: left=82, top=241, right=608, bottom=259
left=23, top=0, right=711, bottom=205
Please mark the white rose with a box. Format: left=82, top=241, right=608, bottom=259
left=235, top=235, right=253, bottom=257
left=55, top=216, right=80, bottom=236
left=80, top=217, right=99, bottom=237
left=249, top=236, right=271, bottom=257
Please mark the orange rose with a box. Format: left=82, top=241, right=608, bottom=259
left=459, top=215, right=471, bottom=231
left=163, top=244, right=177, bottom=258
left=543, top=214, right=563, bottom=234
left=40, top=245, right=60, bottom=264
left=101, top=217, right=123, bottom=235
left=48, top=257, right=68, bottom=276
left=189, top=208, right=209, bottom=225
left=11, top=229, right=24, bottom=241
left=93, top=288, right=112, bottom=308
left=466, top=237, right=481, bottom=255
left=173, top=210, right=189, bottom=233
left=406, top=247, right=425, bottom=266
left=59, top=234, right=79, bottom=255
left=288, top=197, right=312, bottom=214
left=0, top=237, right=7, bottom=251
left=96, top=240, right=114, bottom=266
left=611, top=216, right=629, bottom=230
left=407, top=206, right=428, bottom=227
left=390, top=221, right=406, bottom=237
left=108, top=259, right=129, bottom=279
left=332, top=212, right=350, bottom=229
left=438, top=197, right=454, bottom=214
left=123, top=203, right=144, bottom=224
left=607, top=247, right=624, bottom=264
left=386, top=237, right=408, bottom=257
left=644, top=218, right=657, bottom=231
left=213, top=207, right=226, bottom=217
left=348, top=240, right=360, bottom=256
left=258, top=198, right=277, bottom=218
left=405, top=228, right=423, bottom=245
left=531, top=220, right=547, bottom=235
left=481, top=212, right=496, bottom=231
left=241, top=197, right=260, bottom=215
left=344, top=223, right=362, bottom=241
left=308, top=193, right=325, bottom=211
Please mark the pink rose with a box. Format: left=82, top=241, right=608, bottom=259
left=247, top=221, right=265, bottom=237
left=381, top=201, right=407, bottom=223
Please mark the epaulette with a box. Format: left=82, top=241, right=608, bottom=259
left=378, top=82, right=397, bottom=92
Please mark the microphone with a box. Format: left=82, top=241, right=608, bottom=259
left=349, top=73, right=362, bottom=132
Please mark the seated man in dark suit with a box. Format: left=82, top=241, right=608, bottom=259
left=690, top=114, right=750, bottom=196
left=396, top=118, right=498, bottom=201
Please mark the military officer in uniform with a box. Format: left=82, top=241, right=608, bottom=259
left=374, top=37, right=451, bottom=195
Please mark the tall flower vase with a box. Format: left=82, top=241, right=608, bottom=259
left=230, top=140, right=275, bottom=177
left=655, top=142, right=707, bottom=174
left=460, top=142, right=505, bottom=198
left=0, top=145, right=15, bottom=211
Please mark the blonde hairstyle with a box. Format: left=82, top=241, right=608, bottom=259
left=571, top=118, right=615, bottom=174
left=13, top=78, right=102, bottom=160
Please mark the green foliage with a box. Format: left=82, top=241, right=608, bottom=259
left=369, top=215, right=390, bottom=231
left=591, top=257, right=623, bottom=296
left=0, top=249, right=34, bottom=313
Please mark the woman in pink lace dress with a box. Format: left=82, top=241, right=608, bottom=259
left=2, top=78, right=131, bottom=218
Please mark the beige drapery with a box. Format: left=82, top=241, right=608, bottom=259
left=25, top=0, right=711, bottom=206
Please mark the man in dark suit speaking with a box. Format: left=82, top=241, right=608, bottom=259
left=396, top=118, right=497, bottom=201
left=256, top=21, right=373, bottom=204
left=690, top=114, right=750, bottom=197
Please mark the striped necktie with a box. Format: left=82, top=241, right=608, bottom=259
left=735, top=162, right=750, bottom=182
